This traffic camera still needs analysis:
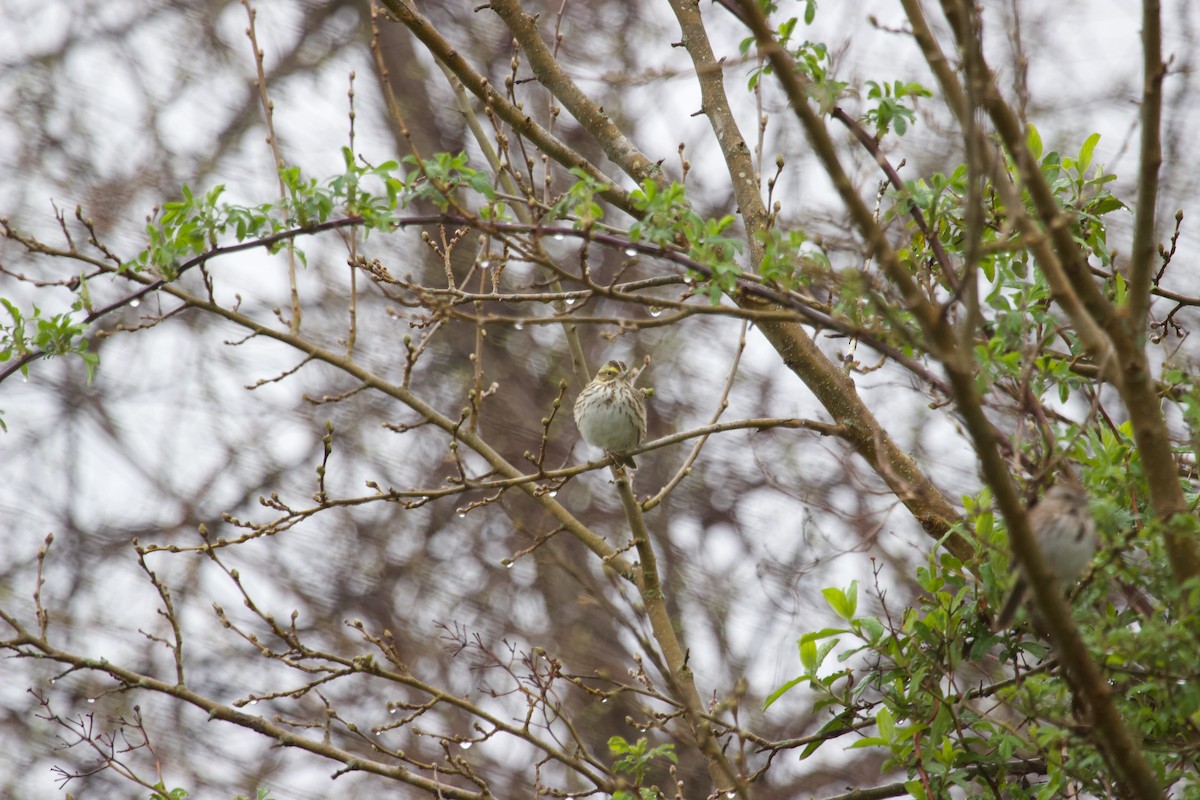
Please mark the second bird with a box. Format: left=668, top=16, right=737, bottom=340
left=993, top=483, right=1099, bottom=630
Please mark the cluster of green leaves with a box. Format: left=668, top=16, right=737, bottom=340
left=742, top=34, right=848, bottom=113
left=897, top=165, right=1039, bottom=389
left=149, top=783, right=275, bottom=800
left=0, top=297, right=98, bottom=402
left=863, top=80, right=933, bottom=137
left=548, top=167, right=610, bottom=228
left=627, top=180, right=743, bottom=304
left=738, top=2, right=838, bottom=104
left=1023, top=129, right=1126, bottom=271
left=896, top=128, right=1123, bottom=270
left=149, top=781, right=189, bottom=799
left=608, top=736, right=677, bottom=800
left=887, top=130, right=1127, bottom=402
left=763, top=550, right=1061, bottom=796
left=125, top=149, right=495, bottom=278
left=738, top=0, right=818, bottom=85
left=401, top=150, right=498, bottom=215
left=757, top=227, right=831, bottom=294
left=739, top=6, right=932, bottom=133
left=1163, top=366, right=1200, bottom=457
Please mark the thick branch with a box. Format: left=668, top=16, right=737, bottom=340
left=378, top=0, right=639, bottom=217
left=615, top=474, right=746, bottom=798
left=902, top=2, right=1171, bottom=796
left=486, top=0, right=663, bottom=186
left=1128, top=0, right=1165, bottom=327
left=666, top=0, right=769, bottom=260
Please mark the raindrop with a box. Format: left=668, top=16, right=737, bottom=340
left=130, top=298, right=141, bottom=308
left=457, top=511, right=467, bottom=519
left=565, top=297, right=576, bottom=306
left=480, top=260, right=492, bottom=270
left=514, top=322, right=525, bottom=331
left=624, top=247, right=637, bottom=256
left=86, top=698, right=95, bottom=704
left=504, top=561, right=514, bottom=569
left=648, top=307, right=663, bottom=318
left=389, top=708, right=398, bottom=714
left=548, top=490, right=558, bottom=498
left=553, top=234, right=564, bottom=241
left=460, top=741, right=473, bottom=750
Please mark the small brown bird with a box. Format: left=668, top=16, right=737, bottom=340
left=573, top=360, right=647, bottom=469
left=993, top=483, right=1099, bottom=630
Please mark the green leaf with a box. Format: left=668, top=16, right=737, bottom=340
left=1112, top=270, right=1127, bottom=306
left=799, top=635, right=818, bottom=673
left=799, top=709, right=855, bottom=759
left=848, top=735, right=889, bottom=749
left=876, top=705, right=896, bottom=740
left=1078, top=132, right=1100, bottom=174
left=821, top=580, right=858, bottom=620
left=1026, top=124, right=1043, bottom=161
left=1088, top=195, right=1127, bottom=215
left=855, top=615, right=885, bottom=643
left=763, top=674, right=807, bottom=710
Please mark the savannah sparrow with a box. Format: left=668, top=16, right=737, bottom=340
left=573, top=360, right=647, bottom=469
left=993, top=483, right=1098, bottom=630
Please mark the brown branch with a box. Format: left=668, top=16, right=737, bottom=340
left=614, top=471, right=746, bottom=798
left=486, top=0, right=663, bottom=186
left=901, top=3, right=1171, bottom=797
left=666, top=0, right=768, bottom=260
left=1124, top=0, right=1165, bottom=325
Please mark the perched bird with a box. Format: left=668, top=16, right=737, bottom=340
left=573, top=360, right=647, bottom=469
left=993, top=483, right=1099, bottom=631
